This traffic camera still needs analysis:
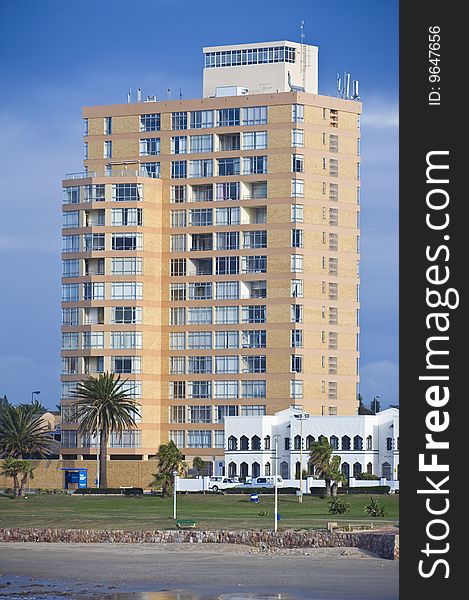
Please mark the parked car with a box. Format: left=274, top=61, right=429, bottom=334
left=235, top=476, right=286, bottom=489
left=208, top=476, right=239, bottom=492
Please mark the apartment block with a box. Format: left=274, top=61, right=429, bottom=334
left=60, top=40, right=362, bottom=471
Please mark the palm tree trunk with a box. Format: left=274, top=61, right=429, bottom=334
left=325, top=477, right=332, bottom=496
left=99, top=430, right=108, bottom=488
left=13, top=474, right=19, bottom=497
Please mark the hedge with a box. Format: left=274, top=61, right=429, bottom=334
left=74, top=487, right=144, bottom=496
left=225, top=487, right=299, bottom=495
left=339, top=485, right=391, bottom=495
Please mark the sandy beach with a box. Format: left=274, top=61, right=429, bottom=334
left=0, top=542, right=398, bottom=599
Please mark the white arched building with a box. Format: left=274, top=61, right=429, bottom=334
left=223, top=406, right=399, bottom=483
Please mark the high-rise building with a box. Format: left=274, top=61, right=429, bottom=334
left=60, top=40, right=361, bottom=472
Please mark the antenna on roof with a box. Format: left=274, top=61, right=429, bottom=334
left=127, top=88, right=131, bottom=103
left=137, top=87, right=142, bottom=102
left=300, top=19, right=306, bottom=91
left=337, top=72, right=360, bottom=100
left=179, top=88, right=183, bottom=100
left=166, top=88, right=171, bottom=101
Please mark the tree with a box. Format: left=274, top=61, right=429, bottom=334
left=193, top=456, right=206, bottom=476
left=0, top=401, right=54, bottom=459
left=151, top=471, right=173, bottom=497
left=309, top=438, right=344, bottom=497
left=370, top=397, right=381, bottom=414
left=73, top=372, right=140, bottom=488
left=151, top=441, right=186, bottom=496
left=0, top=457, right=35, bottom=497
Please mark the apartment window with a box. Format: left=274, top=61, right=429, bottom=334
left=187, top=430, right=212, bottom=448
left=218, top=157, right=240, bottom=176
left=329, top=134, right=339, bottom=153
left=112, top=233, right=143, bottom=251
left=62, top=235, right=80, bottom=253
left=189, top=282, right=212, bottom=300
left=61, top=430, right=77, bottom=447
left=214, top=406, right=238, bottom=424
left=292, top=129, right=304, bottom=147
left=217, top=108, right=240, bottom=127
left=169, top=307, right=186, bottom=326
left=216, top=281, right=239, bottom=299
left=63, top=186, right=80, bottom=205
left=171, top=185, right=187, bottom=203
left=291, top=254, right=303, bottom=273
left=169, top=332, right=185, bottom=350
left=330, top=159, right=339, bottom=177
left=112, top=183, right=143, bottom=202
left=188, top=307, right=212, bottom=324
left=243, top=156, right=267, bottom=175
left=112, top=257, right=142, bottom=275
left=215, top=356, right=239, bottom=374
left=171, top=135, right=187, bottom=155
left=140, top=137, right=160, bottom=156
left=188, top=381, right=212, bottom=399
left=215, top=256, right=238, bottom=275
left=292, top=154, right=304, bottom=173
left=291, top=304, right=303, bottom=323
left=190, top=110, right=214, bottom=129
left=169, top=430, right=185, bottom=447
left=241, top=405, right=266, bottom=417
left=387, top=437, right=394, bottom=451
left=187, top=331, right=212, bottom=349
left=190, top=134, right=213, bottom=153
left=329, top=258, right=338, bottom=277
left=216, top=231, right=239, bottom=250
left=83, top=142, right=88, bottom=160
left=189, top=208, right=213, bottom=226
left=188, top=406, right=212, bottom=424
left=213, top=380, right=238, bottom=400
left=329, top=233, right=338, bottom=252
left=291, top=355, right=303, bottom=373
left=242, top=330, right=266, bottom=349
left=291, top=229, right=304, bottom=248
left=291, top=179, right=304, bottom=198
left=242, top=131, right=267, bottom=150
left=291, top=279, right=303, bottom=298
left=216, top=207, right=240, bottom=225
left=329, top=208, right=339, bottom=227
left=242, top=255, right=267, bottom=273
left=112, top=207, right=143, bottom=227
left=192, top=184, right=213, bottom=202
left=292, top=104, right=304, bottom=123
left=243, top=106, right=267, bottom=125
left=290, top=379, right=303, bottom=399
left=169, top=356, right=185, bottom=375
left=215, top=330, right=239, bottom=349
left=104, top=116, right=112, bottom=134
left=291, top=204, right=303, bottom=223
left=139, top=161, right=160, bottom=178
left=171, top=160, right=187, bottom=179
left=110, top=331, right=143, bottom=350
left=329, top=307, right=338, bottom=325
left=83, top=282, right=104, bottom=300
left=172, top=111, right=188, bottom=130
left=140, top=113, right=160, bottom=132
left=104, top=141, right=112, bottom=158
left=171, top=210, right=186, bottom=228
left=329, top=332, right=338, bottom=350
left=170, top=406, right=186, bottom=424
left=83, top=118, right=88, bottom=135
left=291, top=329, right=303, bottom=348
left=329, top=356, right=338, bottom=375
left=112, top=306, right=142, bottom=324
left=83, top=233, right=105, bottom=252
left=62, top=307, right=78, bottom=326
left=242, top=355, right=266, bottom=374
left=241, top=380, right=266, bottom=398
left=170, top=381, right=186, bottom=400
left=216, top=182, right=239, bottom=201
left=170, top=283, right=186, bottom=302
left=328, top=382, right=338, bottom=400
left=170, top=258, right=186, bottom=277
left=191, top=233, right=212, bottom=251
left=248, top=280, right=267, bottom=299
left=62, top=259, right=80, bottom=278
left=251, top=181, right=267, bottom=199
left=61, top=332, right=79, bottom=350
left=111, top=282, right=143, bottom=300
left=189, top=159, right=213, bottom=178
left=329, top=183, right=339, bottom=202
left=242, top=305, right=266, bottom=323
left=120, top=380, right=142, bottom=399
left=243, top=230, right=267, bottom=249
left=83, top=331, right=104, bottom=349
left=215, top=306, right=238, bottom=324
left=112, top=356, right=142, bottom=374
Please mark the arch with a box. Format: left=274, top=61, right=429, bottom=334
left=341, top=435, right=351, bottom=451
left=294, top=435, right=302, bottom=450
left=264, top=435, right=271, bottom=450
left=366, top=462, right=373, bottom=475
left=382, top=462, right=392, bottom=480
left=318, top=434, right=328, bottom=444
left=240, top=435, right=249, bottom=451
left=330, top=435, right=339, bottom=450
left=251, top=435, right=261, bottom=451
left=305, top=435, right=315, bottom=450
left=366, top=435, right=372, bottom=450
left=228, top=462, right=237, bottom=478
left=295, top=461, right=301, bottom=479
left=265, top=462, right=271, bottom=476
left=341, top=462, right=350, bottom=480
left=353, top=435, right=363, bottom=451
left=252, top=461, right=260, bottom=478
left=240, top=462, right=249, bottom=481
left=307, top=460, right=315, bottom=476
left=280, top=461, right=289, bottom=479
left=353, top=462, right=362, bottom=478
left=227, top=436, right=238, bottom=451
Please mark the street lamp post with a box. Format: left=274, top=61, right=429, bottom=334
left=272, top=434, right=280, bottom=532
left=294, top=412, right=310, bottom=503
left=173, top=470, right=178, bottom=520
left=31, top=390, right=41, bottom=404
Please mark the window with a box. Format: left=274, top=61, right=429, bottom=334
left=112, top=257, right=143, bottom=275
left=61, top=430, right=77, bottom=448
left=328, top=381, right=337, bottom=400
left=216, top=182, right=239, bottom=201
left=170, top=332, right=186, bottom=350
left=171, top=210, right=186, bottom=227
left=63, top=186, right=80, bottom=205
left=290, top=379, right=303, bottom=399
left=243, top=106, right=267, bottom=125
left=112, top=233, right=143, bottom=251
left=329, top=134, right=339, bottom=153
left=214, top=380, right=238, bottom=399
left=366, top=435, right=373, bottom=450
left=188, top=331, right=212, bottom=349
left=190, top=134, right=213, bottom=153
left=215, top=306, right=238, bottom=324
left=242, top=330, right=266, bottom=348
left=216, top=281, right=239, bottom=299
left=62, top=283, right=79, bottom=302
left=243, top=230, right=267, bottom=249
left=83, top=282, right=104, bottom=300
left=216, top=207, right=240, bottom=225
left=215, top=330, right=239, bottom=349
left=189, top=208, right=212, bottom=226
left=171, top=135, right=187, bottom=155
left=291, top=304, right=303, bottom=323
left=140, top=114, right=160, bottom=132
left=292, top=129, right=304, bottom=147
left=61, top=332, right=79, bottom=350
left=217, top=108, right=240, bottom=127
left=83, top=331, right=104, bottom=349
left=112, top=183, right=143, bottom=202
left=291, top=254, right=303, bottom=273
left=242, top=255, right=266, bottom=273
left=188, top=406, right=212, bottom=424
left=189, top=282, right=212, bottom=300
left=205, top=46, right=295, bottom=68
left=104, top=141, right=112, bottom=158
left=291, top=279, right=303, bottom=298
left=291, top=355, right=302, bottom=373
left=188, top=356, right=212, bottom=374
left=189, top=159, right=213, bottom=178
left=171, top=160, right=187, bottom=179
left=241, top=405, right=266, bottom=416
left=170, top=258, right=186, bottom=276
left=242, top=355, right=266, bottom=374
left=171, top=185, right=187, bottom=203
left=354, top=436, right=363, bottom=451
left=386, top=437, right=394, bottom=451
left=190, top=233, right=212, bottom=251
left=63, top=210, right=80, bottom=229
left=291, top=179, right=304, bottom=198
left=62, top=235, right=80, bottom=253
left=330, top=159, right=339, bottom=177
left=215, top=355, right=239, bottom=374
left=291, top=329, right=303, bottom=348
left=169, top=430, right=185, bottom=447
left=215, top=405, right=238, bottom=424
left=188, top=381, right=212, bottom=399
left=83, top=118, right=88, bottom=135
left=140, top=161, right=159, bottom=178
left=292, top=154, right=304, bottom=173
left=243, top=156, right=267, bottom=175
left=83, top=233, right=105, bottom=251
left=111, top=282, right=143, bottom=300
left=112, top=356, right=142, bottom=374
left=292, top=104, right=304, bottom=123
left=112, top=306, right=142, bottom=324
left=62, top=307, right=78, bottom=326
left=217, top=231, right=239, bottom=250
left=342, top=436, right=351, bottom=451
left=62, top=259, right=80, bottom=278
left=170, top=381, right=186, bottom=399
left=187, top=430, right=212, bottom=448
left=140, top=137, right=160, bottom=156
left=170, top=406, right=186, bottom=424
left=241, top=380, right=266, bottom=398
left=84, top=142, right=88, bottom=160
left=187, top=307, right=212, bottom=324
left=190, top=110, right=214, bottom=129
left=172, top=112, right=187, bottom=130
left=291, top=204, right=303, bottom=223
left=218, top=157, right=240, bottom=176
left=242, top=305, right=266, bottom=323
left=242, top=131, right=267, bottom=150
left=112, top=208, right=143, bottom=226
left=291, top=229, right=304, bottom=248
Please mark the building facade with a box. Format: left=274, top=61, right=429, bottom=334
left=224, top=407, right=399, bottom=482
left=60, top=40, right=361, bottom=466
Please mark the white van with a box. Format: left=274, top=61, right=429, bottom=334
left=236, top=476, right=285, bottom=489
left=208, top=476, right=238, bottom=492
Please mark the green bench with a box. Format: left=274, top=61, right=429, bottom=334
left=176, top=519, right=197, bottom=529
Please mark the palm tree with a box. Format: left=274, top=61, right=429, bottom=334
left=150, top=441, right=185, bottom=496
left=309, top=438, right=343, bottom=497
left=73, top=372, right=140, bottom=488
left=0, top=401, right=54, bottom=459
left=0, top=457, right=35, bottom=497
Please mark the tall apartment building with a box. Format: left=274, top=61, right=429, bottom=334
left=60, top=40, right=361, bottom=472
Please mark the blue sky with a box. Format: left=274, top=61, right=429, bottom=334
left=0, top=0, right=398, bottom=410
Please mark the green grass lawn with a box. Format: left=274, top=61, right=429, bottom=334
left=0, top=493, right=399, bottom=531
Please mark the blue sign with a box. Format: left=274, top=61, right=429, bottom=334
left=78, top=470, right=87, bottom=488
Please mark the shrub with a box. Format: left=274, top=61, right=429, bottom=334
left=364, top=496, right=386, bottom=517
left=328, top=497, right=351, bottom=515
left=355, top=473, right=379, bottom=480
left=339, top=485, right=390, bottom=495
left=309, top=487, right=327, bottom=496
left=225, top=486, right=299, bottom=495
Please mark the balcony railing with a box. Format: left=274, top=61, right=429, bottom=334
left=65, top=171, right=96, bottom=180
left=64, top=170, right=159, bottom=180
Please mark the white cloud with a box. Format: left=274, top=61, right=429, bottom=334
left=361, top=97, right=399, bottom=128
